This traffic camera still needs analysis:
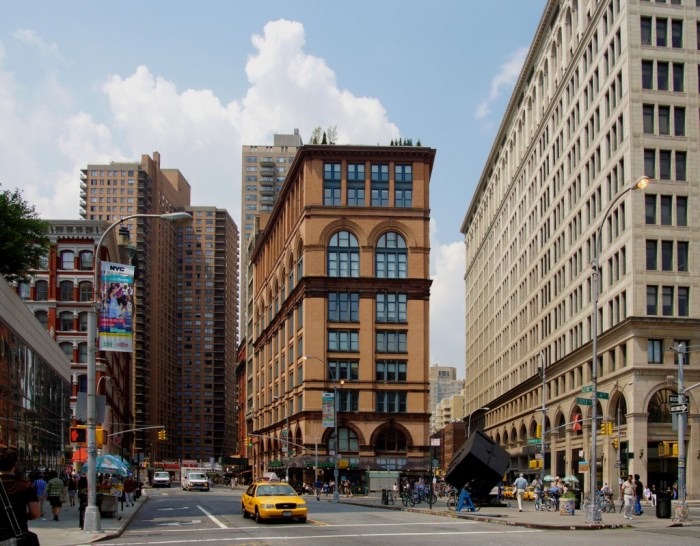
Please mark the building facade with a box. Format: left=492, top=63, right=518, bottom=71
left=1, top=276, right=71, bottom=472
left=461, top=0, right=699, bottom=497
left=176, top=206, right=239, bottom=461
left=249, top=144, right=436, bottom=484
left=15, top=220, right=132, bottom=463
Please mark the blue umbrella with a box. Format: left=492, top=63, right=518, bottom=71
left=82, top=454, right=130, bottom=477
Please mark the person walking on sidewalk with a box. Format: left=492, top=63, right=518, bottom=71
left=0, top=447, right=40, bottom=546
left=32, top=473, right=47, bottom=519
left=633, top=474, right=644, bottom=516
left=622, top=475, right=636, bottom=520
left=46, top=470, right=64, bottom=521
left=123, top=475, right=136, bottom=507
left=513, top=473, right=528, bottom=512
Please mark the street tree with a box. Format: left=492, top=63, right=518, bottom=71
left=0, top=185, right=50, bottom=283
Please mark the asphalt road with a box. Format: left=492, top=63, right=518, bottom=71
left=102, top=487, right=700, bottom=546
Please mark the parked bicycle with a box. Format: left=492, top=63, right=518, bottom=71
left=401, top=489, right=415, bottom=507
left=581, top=491, right=616, bottom=513
left=381, top=488, right=395, bottom=505
left=412, top=487, right=437, bottom=505
left=535, top=490, right=557, bottom=511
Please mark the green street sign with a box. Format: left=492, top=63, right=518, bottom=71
left=527, top=438, right=542, bottom=444
left=582, top=385, right=593, bottom=393
left=575, top=397, right=593, bottom=406
left=597, top=392, right=609, bottom=400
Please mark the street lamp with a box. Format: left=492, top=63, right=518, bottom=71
left=587, top=175, right=650, bottom=525
left=539, top=351, right=547, bottom=486
left=302, top=355, right=341, bottom=503
left=273, top=396, right=291, bottom=483
left=84, top=211, right=191, bottom=534
left=466, top=406, right=489, bottom=438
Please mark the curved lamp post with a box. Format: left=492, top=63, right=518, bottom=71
left=587, top=176, right=650, bottom=525
left=84, top=211, right=191, bottom=533
left=302, top=355, right=341, bottom=503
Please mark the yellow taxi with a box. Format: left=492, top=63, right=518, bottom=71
left=241, top=481, right=307, bottom=523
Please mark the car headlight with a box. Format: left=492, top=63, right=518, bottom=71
left=297, top=502, right=306, bottom=508
left=261, top=503, right=275, bottom=509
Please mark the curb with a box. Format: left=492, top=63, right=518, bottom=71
left=93, top=494, right=148, bottom=542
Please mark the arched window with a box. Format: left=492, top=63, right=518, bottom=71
left=648, top=389, right=673, bottom=423
left=329, top=427, right=359, bottom=453
left=35, top=280, right=49, bottom=301
left=376, top=427, right=407, bottom=452
left=375, top=232, right=407, bottom=278
left=59, top=311, right=74, bottom=332
left=59, top=342, right=73, bottom=360
left=79, top=282, right=93, bottom=302
left=59, top=281, right=74, bottom=302
left=327, top=231, right=359, bottom=277
left=78, top=343, right=88, bottom=363
left=60, top=250, right=75, bottom=270
left=35, top=310, right=48, bottom=330
left=79, top=250, right=94, bottom=271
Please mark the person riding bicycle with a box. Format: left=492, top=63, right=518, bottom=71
left=531, top=477, right=543, bottom=506
left=456, top=480, right=477, bottom=512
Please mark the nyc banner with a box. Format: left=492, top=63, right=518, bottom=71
left=99, top=262, right=135, bottom=352
left=322, top=392, right=335, bottom=428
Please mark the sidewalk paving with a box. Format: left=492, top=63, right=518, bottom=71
left=339, top=494, right=700, bottom=530
left=29, top=492, right=147, bottom=546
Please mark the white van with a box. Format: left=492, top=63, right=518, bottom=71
left=152, top=471, right=171, bottom=488
left=182, top=471, right=210, bottom=491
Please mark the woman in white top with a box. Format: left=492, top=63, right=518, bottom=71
left=622, top=475, right=636, bottom=519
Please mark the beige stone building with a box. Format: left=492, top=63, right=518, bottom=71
left=461, top=0, right=699, bottom=498
left=249, top=144, right=436, bottom=484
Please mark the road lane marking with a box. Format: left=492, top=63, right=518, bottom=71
left=197, top=505, right=228, bottom=528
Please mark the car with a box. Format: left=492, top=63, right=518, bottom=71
left=182, top=471, right=210, bottom=491
left=152, top=471, right=171, bottom=488
left=241, top=481, right=307, bottom=523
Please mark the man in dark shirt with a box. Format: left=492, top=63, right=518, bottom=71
left=634, top=474, right=644, bottom=516
left=0, top=447, right=40, bottom=542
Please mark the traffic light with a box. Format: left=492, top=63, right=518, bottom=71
left=96, top=427, right=106, bottom=447
left=612, top=438, right=619, bottom=449
left=70, top=426, right=87, bottom=445
left=158, top=429, right=167, bottom=441
left=535, top=424, right=542, bottom=438
left=248, top=436, right=253, bottom=447
left=606, top=422, right=613, bottom=435
left=529, top=460, right=542, bottom=469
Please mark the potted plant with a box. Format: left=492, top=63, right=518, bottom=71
left=560, top=490, right=576, bottom=515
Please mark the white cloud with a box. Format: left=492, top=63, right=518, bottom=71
left=430, top=219, right=466, bottom=376
left=475, top=46, right=528, bottom=122
left=12, top=29, right=60, bottom=58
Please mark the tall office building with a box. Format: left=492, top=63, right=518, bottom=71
left=81, top=153, right=190, bottom=460
left=249, top=143, right=436, bottom=483
left=176, top=206, right=239, bottom=461
left=241, top=130, right=303, bottom=339
left=461, top=0, right=698, bottom=497
left=428, top=366, right=464, bottom=433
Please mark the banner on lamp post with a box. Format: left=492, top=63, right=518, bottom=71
left=99, top=261, right=135, bottom=352
left=322, top=392, right=335, bottom=428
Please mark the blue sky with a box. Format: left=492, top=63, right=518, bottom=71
left=0, top=0, right=546, bottom=377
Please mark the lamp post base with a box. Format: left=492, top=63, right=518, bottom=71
left=584, top=501, right=602, bottom=525
left=82, top=506, right=103, bottom=534
left=673, top=500, right=689, bottom=523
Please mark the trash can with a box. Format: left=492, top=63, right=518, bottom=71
left=656, top=492, right=671, bottom=519
left=573, top=489, right=582, bottom=510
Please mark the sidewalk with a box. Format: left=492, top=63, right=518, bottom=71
left=339, top=494, right=700, bottom=530
left=29, top=492, right=147, bottom=546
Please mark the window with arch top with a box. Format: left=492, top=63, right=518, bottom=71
left=328, top=231, right=359, bottom=277
left=375, top=232, right=407, bottom=278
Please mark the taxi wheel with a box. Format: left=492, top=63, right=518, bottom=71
left=298, top=517, right=307, bottom=523
left=254, top=508, right=264, bottom=523
left=242, top=505, right=248, bottom=518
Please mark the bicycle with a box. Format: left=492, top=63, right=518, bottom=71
left=381, top=489, right=395, bottom=505
left=412, top=487, right=437, bottom=505
left=401, top=489, right=415, bottom=507
left=581, top=491, right=616, bottom=513
left=536, top=490, right=557, bottom=512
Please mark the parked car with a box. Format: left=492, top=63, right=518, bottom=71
left=152, top=471, right=172, bottom=488
left=182, top=471, right=210, bottom=491
left=241, top=481, right=307, bottom=523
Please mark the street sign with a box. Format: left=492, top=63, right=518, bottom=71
left=670, top=394, right=688, bottom=405
left=576, top=397, right=593, bottom=406
left=527, top=438, right=542, bottom=444
left=597, top=392, right=609, bottom=400
left=613, top=462, right=621, bottom=469
left=670, top=404, right=688, bottom=413
left=582, top=385, right=593, bottom=393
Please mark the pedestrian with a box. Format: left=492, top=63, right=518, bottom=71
left=32, top=473, right=47, bottom=519
left=0, top=447, right=40, bottom=546
left=67, top=473, right=78, bottom=506
left=650, top=484, right=657, bottom=507
left=77, top=473, right=88, bottom=529
left=46, top=470, right=64, bottom=521
left=622, top=474, right=636, bottom=519
left=513, top=473, right=528, bottom=512
left=530, top=476, right=542, bottom=507
left=123, top=475, right=136, bottom=507
left=634, top=474, right=644, bottom=516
